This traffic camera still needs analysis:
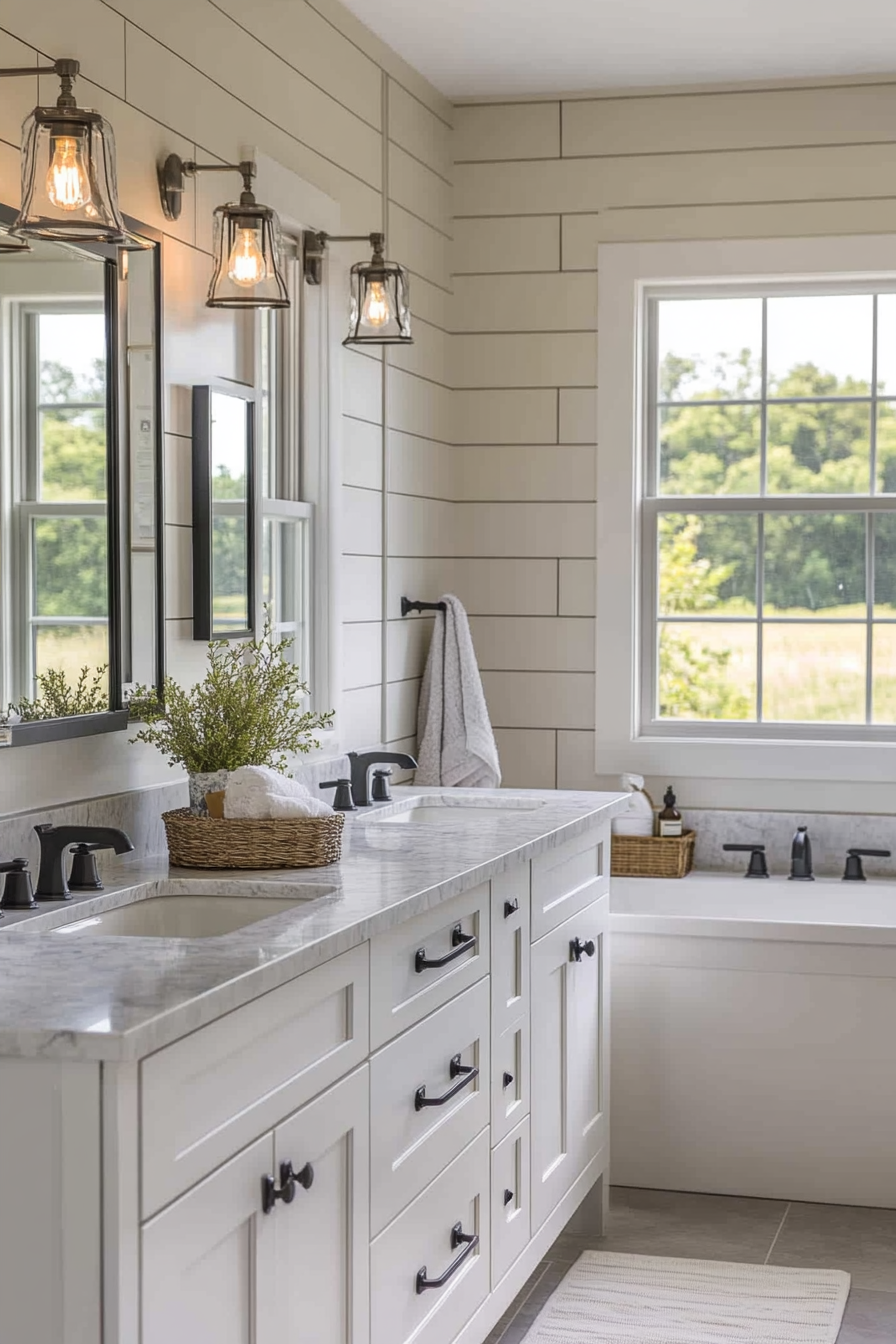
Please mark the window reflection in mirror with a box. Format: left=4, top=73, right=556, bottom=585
left=0, top=217, right=163, bottom=738
left=192, top=384, right=254, bottom=641
left=1, top=238, right=110, bottom=704
left=211, top=391, right=250, bottom=634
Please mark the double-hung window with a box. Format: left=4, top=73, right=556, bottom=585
left=596, top=235, right=896, bottom=797
left=13, top=302, right=108, bottom=698
left=645, top=286, right=896, bottom=737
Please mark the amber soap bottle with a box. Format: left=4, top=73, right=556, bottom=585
left=658, top=786, right=683, bottom=837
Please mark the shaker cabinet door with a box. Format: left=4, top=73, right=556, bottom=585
left=530, top=895, right=608, bottom=1232
left=273, top=1066, right=371, bottom=1344
left=141, top=1134, right=277, bottom=1344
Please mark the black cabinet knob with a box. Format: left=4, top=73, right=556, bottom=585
left=503, top=1188, right=514, bottom=1206
left=502, top=1071, right=514, bottom=1089
left=570, top=936, right=596, bottom=962
left=503, top=898, right=519, bottom=918
left=261, top=1160, right=313, bottom=1214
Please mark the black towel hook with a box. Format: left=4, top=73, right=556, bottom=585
left=401, top=597, right=447, bottom=616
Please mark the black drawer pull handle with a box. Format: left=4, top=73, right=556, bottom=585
left=503, top=1071, right=514, bottom=1089
left=503, top=898, right=519, bottom=918
left=570, top=936, right=596, bottom=962
left=415, top=924, right=476, bottom=974
left=504, top=1188, right=514, bottom=1206
left=416, top=1222, right=479, bottom=1294
left=415, top=1054, right=479, bottom=1111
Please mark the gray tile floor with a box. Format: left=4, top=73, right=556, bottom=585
left=486, top=1187, right=896, bottom=1343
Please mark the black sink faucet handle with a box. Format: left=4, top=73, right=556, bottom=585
left=319, top=779, right=356, bottom=811
left=0, top=858, right=37, bottom=911
left=843, top=847, right=892, bottom=882
left=723, top=843, right=769, bottom=879
left=68, top=843, right=105, bottom=892
left=371, top=769, right=393, bottom=803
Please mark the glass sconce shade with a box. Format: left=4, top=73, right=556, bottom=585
left=207, top=202, right=289, bottom=309
left=344, top=254, right=412, bottom=346
left=14, top=106, right=127, bottom=243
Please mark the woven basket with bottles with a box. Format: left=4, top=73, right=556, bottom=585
left=610, top=828, right=696, bottom=879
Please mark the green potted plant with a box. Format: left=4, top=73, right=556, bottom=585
left=130, top=616, right=334, bottom=815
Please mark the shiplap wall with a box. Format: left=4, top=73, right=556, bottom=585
left=451, top=79, right=896, bottom=791
left=0, top=0, right=453, bottom=812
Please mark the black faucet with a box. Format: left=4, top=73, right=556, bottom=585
left=347, top=751, right=418, bottom=807
left=33, top=824, right=134, bottom=900
left=789, top=826, right=814, bottom=882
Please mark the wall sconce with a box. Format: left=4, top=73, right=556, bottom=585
left=0, top=58, right=127, bottom=243
left=159, top=154, right=289, bottom=309
left=303, top=231, right=413, bottom=347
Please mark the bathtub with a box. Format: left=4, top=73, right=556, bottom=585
left=610, top=872, right=896, bottom=1208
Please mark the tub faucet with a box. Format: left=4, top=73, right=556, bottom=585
left=789, top=826, right=814, bottom=882
left=347, top=750, right=418, bottom=807
left=33, top=824, right=134, bottom=900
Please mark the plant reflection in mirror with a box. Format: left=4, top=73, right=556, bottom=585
left=129, top=613, right=333, bottom=774
left=10, top=664, right=109, bottom=720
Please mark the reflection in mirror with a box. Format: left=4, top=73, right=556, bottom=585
left=0, top=216, right=163, bottom=741
left=0, top=232, right=109, bottom=710
left=192, top=384, right=255, bottom=640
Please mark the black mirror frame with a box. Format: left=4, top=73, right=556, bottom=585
left=0, top=204, right=165, bottom=746
left=191, top=382, right=256, bottom=642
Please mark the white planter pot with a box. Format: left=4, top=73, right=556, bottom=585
left=188, top=769, right=230, bottom=816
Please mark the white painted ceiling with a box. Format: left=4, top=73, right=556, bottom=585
left=342, top=0, right=896, bottom=98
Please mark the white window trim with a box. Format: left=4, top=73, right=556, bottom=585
left=246, top=147, right=343, bottom=745
left=596, top=233, right=896, bottom=805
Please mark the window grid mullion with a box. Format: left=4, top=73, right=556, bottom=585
left=867, top=511, right=875, bottom=725
left=871, top=294, right=879, bottom=494
left=763, top=513, right=768, bottom=725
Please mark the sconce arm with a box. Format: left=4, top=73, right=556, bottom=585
left=158, top=155, right=257, bottom=222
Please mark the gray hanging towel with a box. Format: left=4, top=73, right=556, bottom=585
left=415, top=594, right=502, bottom=788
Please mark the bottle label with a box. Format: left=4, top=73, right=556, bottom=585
left=659, top=819, right=682, bottom=837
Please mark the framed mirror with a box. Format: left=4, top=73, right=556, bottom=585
left=0, top=208, right=164, bottom=746
left=192, top=383, right=255, bottom=640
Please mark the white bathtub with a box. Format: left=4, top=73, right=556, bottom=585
left=610, top=872, right=896, bottom=1208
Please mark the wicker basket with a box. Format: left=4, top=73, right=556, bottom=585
left=611, top=828, right=696, bottom=879
left=162, top=808, right=345, bottom=870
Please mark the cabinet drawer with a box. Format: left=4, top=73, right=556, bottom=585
left=371, top=1130, right=490, bottom=1344
left=141, top=943, right=369, bottom=1217
left=491, top=869, right=530, bottom=1039
left=531, top=825, right=608, bottom=940
left=491, top=1119, right=531, bottom=1287
left=370, top=885, right=490, bottom=1048
left=371, top=979, right=490, bottom=1235
left=491, top=1017, right=529, bottom=1146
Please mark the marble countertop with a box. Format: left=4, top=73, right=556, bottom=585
left=0, top=787, right=627, bottom=1062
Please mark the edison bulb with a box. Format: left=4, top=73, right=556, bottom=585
left=360, top=280, right=392, bottom=329
left=227, top=227, right=267, bottom=288
left=46, top=135, right=91, bottom=212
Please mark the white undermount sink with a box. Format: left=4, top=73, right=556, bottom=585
left=374, top=796, right=546, bottom=825
left=49, top=894, right=311, bottom=939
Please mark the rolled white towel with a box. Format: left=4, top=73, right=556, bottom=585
left=224, top=765, right=334, bottom=819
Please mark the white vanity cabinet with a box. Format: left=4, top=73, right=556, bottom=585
left=1, top=816, right=612, bottom=1344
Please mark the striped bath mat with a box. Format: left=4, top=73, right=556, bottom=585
left=521, top=1252, right=850, bottom=1343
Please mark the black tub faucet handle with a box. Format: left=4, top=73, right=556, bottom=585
left=843, top=847, right=892, bottom=881
left=723, top=843, right=769, bottom=879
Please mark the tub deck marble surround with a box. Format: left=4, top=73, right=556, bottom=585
left=0, top=788, right=627, bottom=1061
